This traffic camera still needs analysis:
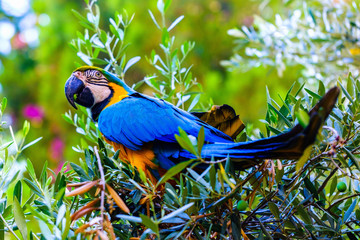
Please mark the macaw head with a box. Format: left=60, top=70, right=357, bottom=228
left=65, top=66, right=133, bottom=110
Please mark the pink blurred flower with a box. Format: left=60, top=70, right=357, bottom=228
left=50, top=137, right=64, bottom=161
left=22, top=104, right=44, bottom=123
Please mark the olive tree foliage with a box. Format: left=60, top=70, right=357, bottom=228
left=222, top=0, right=360, bottom=84
left=2, top=0, right=360, bottom=239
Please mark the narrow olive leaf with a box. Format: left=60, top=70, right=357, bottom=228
left=296, top=146, right=313, bottom=173
left=157, top=0, right=165, bottom=13
left=175, top=128, right=197, bottom=156
left=342, top=147, right=360, bottom=171
left=71, top=207, right=98, bottom=222
left=65, top=180, right=98, bottom=197
left=268, top=103, right=293, bottom=127
left=304, top=88, right=321, bottom=100
left=62, top=207, right=71, bottom=240
left=39, top=221, right=52, bottom=240
left=117, top=214, right=142, bottom=223
left=1, top=97, right=7, bottom=113
left=157, top=159, right=195, bottom=187
left=304, top=177, right=318, bottom=199
left=71, top=198, right=100, bottom=221
left=161, top=202, right=194, bottom=222
left=167, top=15, right=184, bottom=31
left=268, top=202, right=280, bottom=220
left=123, top=56, right=141, bottom=74
left=318, top=80, right=326, bottom=96
left=148, top=10, right=161, bottom=30
left=23, top=179, right=42, bottom=198
left=106, top=184, right=130, bottom=214
left=128, top=179, right=147, bottom=194
left=22, top=137, right=43, bottom=151
left=295, top=109, right=309, bottom=128
left=140, top=214, right=159, bottom=235
left=13, top=180, right=22, bottom=204
left=219, top=164, right=235, bottom=189
left=197, top=127, right=205, bottom=156
left=13, top=197, right=27, bottom=240
left=329, top=176, right=337, bottom=196
left=338, top=81, right=354, bottom=104
left=56, top=205, right=66, bottom=226
left=296, top=205, right=312, bottom=225
left=69, top=163, right=89, bottom=180
left=0, top=217, right=4, bottom=240
left=344, top=199, right=357, bottom=223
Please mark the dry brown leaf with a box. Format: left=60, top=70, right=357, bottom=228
left=106, top=184, right=130, bottom=214
left=66, top=180, right=99, bottom=197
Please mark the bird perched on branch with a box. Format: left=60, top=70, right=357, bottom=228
left=65, top=66, right=339, bottom=182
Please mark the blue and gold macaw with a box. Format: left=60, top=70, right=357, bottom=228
left=65, top=66, right=339, bottom=182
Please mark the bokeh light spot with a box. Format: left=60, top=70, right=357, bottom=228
left=1, top=0, right=30, bottom=17
left=38, top=13, right=51, bottom=26
left=0, top=20, right=15, bottom=40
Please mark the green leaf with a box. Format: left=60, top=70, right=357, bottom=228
left=342, top=147, right=360, bottom=171
left=22, top=120, right=30, bottom=137
left=70, top=162, right=90, bottom=180
left=344, top=199, right=357, bottom=223
left=296, top=205, right=312, bottom=225
left=296, top=146, right=312, bottom=173
left=1, top=97, right=7, bottom=113
left=26, top=159, right=36, bottom=179
left=61, top=208, right=71, bottom=240
left=22, top=137, right=42, bottom=151
left=56, top=204, right=66, bottom=226
left=116, top=214, right=142, bottom=223
left=168, top=15, right=184, bottom=31
left=148, top=10, right=161, bottom=30
left=175, top=127, right=197, bottom=156
left=71, top=9, right=89, bottom=24
left=23, top=179, right=43, bottom=198
left=39, top=221, right=52, bottom=240
left=197, top=127, right=204, bottom=156
left=13, top=197, right=27, bottom=240
left=164, top=0, right=172, bottom=12
left=160, top=202, right=193, bottom=222
left=157, top=159, right=194, bottom=187
left=161, top=28, right=170, bottom=46
left=268, top=103, right=292, bottom=127
left=13, top=181, right=22, bottom=204
left=157, top=0, right=165, bottom=14
left=124, top=56, right=141, bottom=73
left=295, top=109, right=309, bottom=128
left=304, top=177, right=318, bottom=199
left=140, top=214, right=159, bottom=235
left=268, top=202, right=280, bottom=220
left=304, top=88, right=321, bottom=101
left=338, top=81, right=354, bottom=104
left=0, top=217, right=4, bottom=240
left=329, top=176, right=337, bottom=196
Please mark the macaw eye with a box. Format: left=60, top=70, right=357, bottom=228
left=95, top=71, right=101, bottom=77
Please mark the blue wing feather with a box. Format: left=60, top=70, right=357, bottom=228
left=98, top=93, right=233, bottom=151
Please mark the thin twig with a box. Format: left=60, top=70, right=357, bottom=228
left=317, top=166, right=339, bottom=194
left=327, top=193, right=360, bottom=210
left=0, top=213, right=21, bottom=240
left=94, top=146, right=106, bottom=230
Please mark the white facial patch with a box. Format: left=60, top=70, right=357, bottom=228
left=87, top=84, right=112, bottom=105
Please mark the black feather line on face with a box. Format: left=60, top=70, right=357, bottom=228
left=86, top=82, right=109, bottom=87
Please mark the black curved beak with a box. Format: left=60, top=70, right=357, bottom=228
left=65, top=75, right=85, bottom=109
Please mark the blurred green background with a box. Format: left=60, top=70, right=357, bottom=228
left=0, top=0, right=315, bottom=172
